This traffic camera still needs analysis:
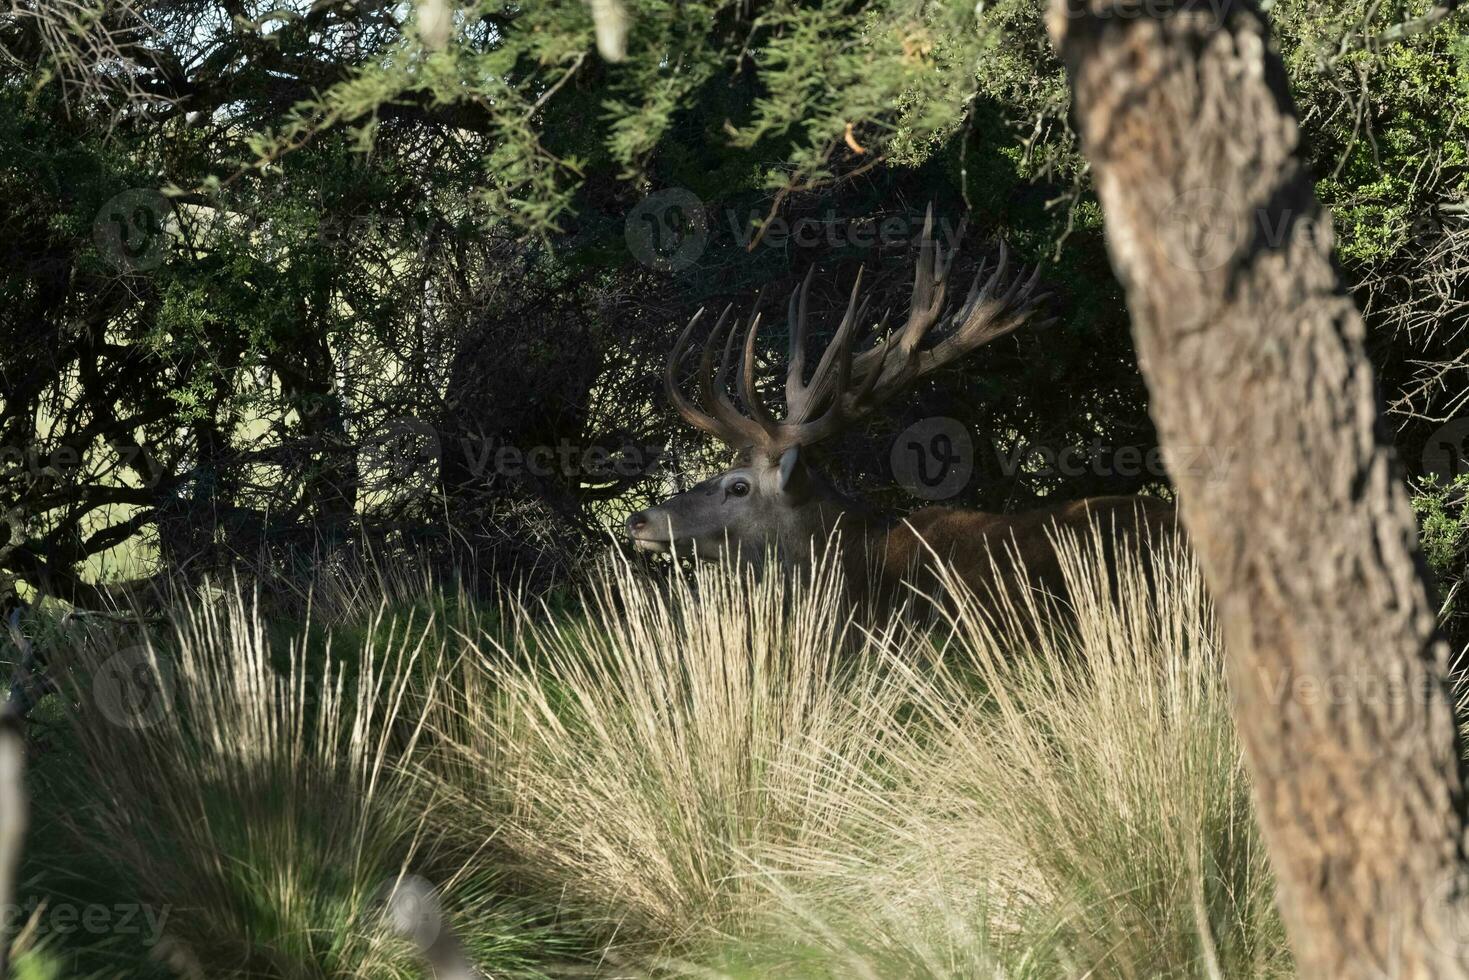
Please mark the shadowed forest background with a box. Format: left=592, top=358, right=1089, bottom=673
left=2, top=1, right=1469, bottom=976
left=3, top=0, right=1465, bottom=628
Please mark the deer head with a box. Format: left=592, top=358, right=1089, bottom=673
left=625, top=208, right=1049, bottom=563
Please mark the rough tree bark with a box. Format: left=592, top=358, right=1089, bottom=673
left=1046, top=0, right=1469, bottom=975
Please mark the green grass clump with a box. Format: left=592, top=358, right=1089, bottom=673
left=11, top=526, right=1290, bottom=977
left=736, top=529, right=1287, bottom=978
left=23, top=593, right=569, bottom=978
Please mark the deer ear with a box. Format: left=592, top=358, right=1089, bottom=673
left=777, top=446, right=803, bottom=494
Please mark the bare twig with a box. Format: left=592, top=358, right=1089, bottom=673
left=1320, top=0, right=1464, bottom=72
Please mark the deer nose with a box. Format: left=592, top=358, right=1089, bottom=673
left=626, top=511, right=650, bottom=534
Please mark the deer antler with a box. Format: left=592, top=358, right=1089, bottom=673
left=665, top=205, right=1051, bottom=458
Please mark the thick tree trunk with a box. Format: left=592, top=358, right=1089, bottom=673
left=1047, top=0, right=1469, bottom=975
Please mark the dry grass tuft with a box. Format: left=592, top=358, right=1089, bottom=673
left=50, top=590, right=549, bottom=978
left=430, top=546, right=912, bottom=955
left=428, top=528, right=1289, bottom=976
left=726, top=527, right=1287, bottom=977
left=25, top=523, right=1290, bottom=977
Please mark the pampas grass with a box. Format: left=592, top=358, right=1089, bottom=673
left=717, top=527, right=1287, bottom=978
left=425, top=529, right=1288, bottom=976
left=47, top=591, right=558, bottom=978
left=428, top=545, right=913, bottom=957
left=23, top=523, right=1291, bottom=977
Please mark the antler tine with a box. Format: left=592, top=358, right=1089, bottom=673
left=786, top=209, right=967, bottom=432
left=950, top=213, right=970, bottom=258
left=665, top=309, right=732, bottom=442
left=842, top=228, right=1050, bottom=423
left=847, top=310, right=892, bottom=409
left=690, top=305, right=771, bottom=450
left=788, top=296, right=859, bottom=446
left=900, top=208, right=937, bottom=346
left=958, top=252, right=991, bottom=314
left=994, top=247, right=1042, bottom=310
left=663, top=206, right=1048, bottom=459
left=739, top=304, right=782, bottom=434
left=988, top=239, right=1011, bottom=303
left=709, top=308, right=750, bottom=418
left=894, top=204, right=956, bottom=355
left=696, top=304, right=733, bottom=408
left=784, top=268, right=814, bottom=406
left=943, top=242, right=1000, bottom=333
left=926, top=207, right=967, bottom=294
left=788, top=267, right=866, bottom=425
left=908, top=247, right=1048, bottom=378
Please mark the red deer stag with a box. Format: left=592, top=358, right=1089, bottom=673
left=624, top=211, right=1176, bottom=608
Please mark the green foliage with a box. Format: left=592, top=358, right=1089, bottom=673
left=1292, top=39, right=1469, bottom=266
left=253, top=0, right=1016, bottom=237
left=5, top=0, right=1468, bottom=627
left=1415, top=476, right=1469, bottom=577
left=1412, top=475, right=1469, bottom=644
left=17, top=596, right=574, bottom=978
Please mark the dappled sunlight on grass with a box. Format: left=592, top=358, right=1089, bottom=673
left=12, top=526, right=1289, bottom=977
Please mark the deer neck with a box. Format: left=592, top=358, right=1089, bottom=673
left=775, top=490, right=887, bottom=575
left=783, top=491, right=944, bottom=608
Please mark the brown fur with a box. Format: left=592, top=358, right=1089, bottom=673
left=626, top=453, right=1179, bottom=615
left=853, top=495, right=1179, bottom=612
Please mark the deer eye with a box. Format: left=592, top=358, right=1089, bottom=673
left=728, top=480, right=750, bottom=497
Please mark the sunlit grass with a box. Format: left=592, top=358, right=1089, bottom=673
left=14, top=525, right=1290, bottom=977
left=423, top=529, right=1288, bottom=976
left=425, top=543, right=912, bottom=960
left=37, top=591, right=564, bottom=978
left=713, top=529, right=1286, bottom=978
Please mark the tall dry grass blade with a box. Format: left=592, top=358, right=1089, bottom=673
left=431, top=544, right=911, bottom=956
left=54, top=589, right=452, bottom=977
left=724, top=521, right=1287, bottom=978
